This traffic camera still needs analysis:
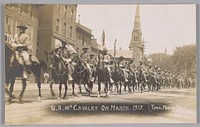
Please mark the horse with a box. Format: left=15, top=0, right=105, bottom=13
left=5, top=45, right=45, bottom=104
left=127, top=69, right=138, bottom=93
left=71, top=54, right=93, bottom=96
left=146, top=73, right=158, bottom=91
left=95, top=61, right=112, bottom=97
left=110, top=65, right=131, bottom=94
left=137, top=70, right=147, bottom=93
left=44, top=50, right=68, bottom=99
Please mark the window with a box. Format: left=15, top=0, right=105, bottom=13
left=6, top=4, right=13, bottom=9
left=70, top=9, right=74, bottom=22
left=26, top=25, right=32, bottom=41
left=23, top=5, right=29, bottom=13
left=64, top=5, right=68, bottom=17
left=69, top=26, right=73, bottom=38
left=134, top=36, right=139, bottom=41
left=57, top=4, right=61, bottom=14
left=27, top=5, right=32, bottom=18
left=5, top=16, right=12, bottom=34
left=17, top=4, right=23, bottom=14
left=15, top=20, right=22, bottom=34
left=82, top=36, right=85, bottom=46
left=63, top=22, right=67, bottom=35
left=56, top=19, right=60, bottom=32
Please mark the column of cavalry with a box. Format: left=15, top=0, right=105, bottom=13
left=5, top=25, right=195, bottom=104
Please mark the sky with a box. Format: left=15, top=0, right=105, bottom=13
left=77, top=4, right=196, bottom=55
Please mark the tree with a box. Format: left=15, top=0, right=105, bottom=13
left=172, top=44, right=196, bottom=78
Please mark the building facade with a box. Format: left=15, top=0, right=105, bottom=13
left=37, top=4, right=77, bottom=62
left=129, top=5, right=145, bottom=65
left=5, top=4, right=40, bottom=82
left=76, top=23, right=100, bottom=58
left=5, top=4, right=40, bottom=56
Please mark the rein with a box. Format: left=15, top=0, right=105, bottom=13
left=76, top=66, right=86, bottom=74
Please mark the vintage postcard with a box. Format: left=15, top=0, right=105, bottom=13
left=4, top=4, right=196, bottom=124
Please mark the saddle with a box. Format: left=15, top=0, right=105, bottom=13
left=10, top=51, right=40, bottom=66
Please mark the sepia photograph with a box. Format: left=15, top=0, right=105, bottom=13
left=4, top=4, right=197, bottom=124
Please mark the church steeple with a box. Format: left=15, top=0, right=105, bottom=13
left=134, top=5, right=141, bottom=29
left=129, top=5, right=144, bottom=64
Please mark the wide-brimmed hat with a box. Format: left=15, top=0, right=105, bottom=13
left=17, top=23, right=28, bottom=29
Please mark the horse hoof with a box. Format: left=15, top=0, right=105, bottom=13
left=51, top=93, right=55, bottom=97
left=38, top=97, right=41, bottom=102
left=57, top=97, right=61, bottom=100
left=10, top=94, right=16, bottom=99
left=62, top=96, right=67, bottom=99
left=6, top=99, right=12, bottom=105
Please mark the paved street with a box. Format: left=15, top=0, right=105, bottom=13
left=5, top=82, right=196, bottom=124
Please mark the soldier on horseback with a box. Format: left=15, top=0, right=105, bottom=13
left=55, top=41, right=71, bottom=65
left=88, top=54, right=97, bottom=81
left=10, top=23, right=39, bottom=79
left=80, top=47, right=93, bottom=82
left=127, top=59, right=136, bottom=72
left=101, top=48, right=112, bottom=77
left=137, top=60, right=144, bottom=76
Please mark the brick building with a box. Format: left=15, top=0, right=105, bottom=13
left=76, top=23, right=100, bottom=58
left=37, top=4, right=77, bottom=62
left=5, top=4, right=40, bottom=56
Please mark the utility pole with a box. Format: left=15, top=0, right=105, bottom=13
left=114, top=39, right=117, bottom=71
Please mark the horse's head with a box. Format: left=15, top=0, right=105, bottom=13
left=44, top=50, right=56, bottom=69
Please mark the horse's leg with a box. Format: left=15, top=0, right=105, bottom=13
left=97, top=80, right=101, bottom=97
left=116, top=82, right=119, bottom=94
left=140, top=82, right=143, bottom=93
left=119, top=81, right=122, bottom=94
left=72, top=81, right=75, bottom=96
left=36, top=76, right=42, bottom=100
left=19, top=78, right=27, bottom=103
left=58, top=82, right=62, bottom=99
left=63, top=82, right=67, bottom=99
left=49, top=80, right=55, bottom=97
left=5, top=76, right=11, bottom=96
left=78, top=80, right=82, bottom=95
left=7, top=76, right=16, bottom=103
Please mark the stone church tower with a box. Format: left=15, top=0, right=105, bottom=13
left=129, top=5, right=144, bottom=65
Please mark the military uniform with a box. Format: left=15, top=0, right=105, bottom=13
left=137, top=63, right=144, bottom=75
left=80, top=49, right=93, bottom=81
left=10, top=24, right=38, bottom=79
left=56, top=45, right=71, bottom=63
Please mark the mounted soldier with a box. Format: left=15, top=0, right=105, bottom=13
left=80, top=47, right=93, bottom=82
left=147, top=64, right=155, bottom=76
left=137, top=60, right=144, bottom=76
left=101, top=48, right=112, bottom=77
left=55, top=41, right=71, bottom=66
left=10, top=23, right=39, bottom=79
left=118, top=56, right=128, bottom=82
left=88, top=54, right=97, bottom=71
left=127, top=59, right=136, bottom=72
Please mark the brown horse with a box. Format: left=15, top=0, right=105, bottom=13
left=5, top=45, right=46, bottom=104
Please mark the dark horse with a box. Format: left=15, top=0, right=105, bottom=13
left=146, top=73, right=158, bottom=91
left=5, top=45, right=45, bottom=104
left=127, top=70, right=138, bottom=93
left=44, top=51, right=68, bottom=99
left=95, top=61, right=111, bottom=97
left=137, top=71, right=147, bottom=93
left=71, top=54, right=93, bottom=96
left=111, top=66, right=125, bottom=94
